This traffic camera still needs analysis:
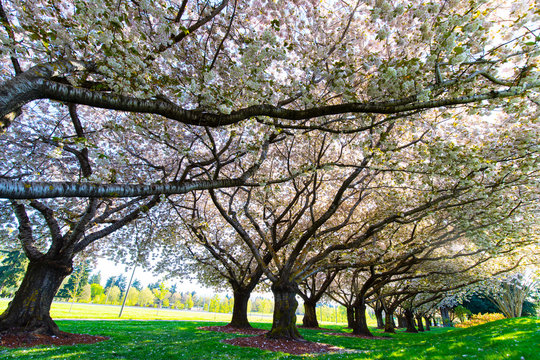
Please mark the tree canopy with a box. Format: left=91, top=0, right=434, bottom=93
left=0, top=0, right=538, bottom=340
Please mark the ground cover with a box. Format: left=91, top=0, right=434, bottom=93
left=0, top=317, right=537, bottom=359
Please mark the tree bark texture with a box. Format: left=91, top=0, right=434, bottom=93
left=228, top=289, right=252, bottom=328
left=301, top=301, right=319, bottom=328
left=416, top=314, right=425, bottom=332
left=352, top=300, right=373, bottom=337
left=375, top=305, right=385, bottom=329
left=346, top=306, right=355, bottom=329
left=384, top=310, right=396, bottom=333
left=404, top=309, right=418, bottom=333
left=0, top=259, right=72, bottom=335
left=267, top=282, right=302, bottom=340
left=440, top=307, right=453, bottom=327
left=424, top=316, right=431, bottom=331
left=397, top=315, right=406, bottom=328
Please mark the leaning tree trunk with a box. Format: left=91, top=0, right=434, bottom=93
left=404, top=308, right=418, bottom=333
left=352, top=299, right=373, bottom=337
left=416, top=314, right=425, bottom=332
left=302, top=301, right=319, bottom=328
left=384, top=309, right=396, bottom=333
left=0, top=258, right=72, bottom=335
left=267, top=281, right=302, bottom=340
left=228, top=288, right=253, bottom=328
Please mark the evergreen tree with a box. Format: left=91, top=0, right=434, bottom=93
left=131, top=279, right=142, bottom=291
left=105, top=276, right=116, bottom=289
left=88, top=272, right=102, bottom=285
left=0, top=249, right=28, bottom=295
left=56, top=261, right=91, bottom=298
left=114, top=275, right=127, bottom=294
left=104, top=274, right=128, bottom=294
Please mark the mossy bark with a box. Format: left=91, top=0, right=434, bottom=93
left=301, top=301, right=319, bottom=328
left=267, top=282, right=302, bottom=340
left=0, top=259, right=72, bottom=335
left=228, top=289, right=252, bottom=329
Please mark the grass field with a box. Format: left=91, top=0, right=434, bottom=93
left=0, top=316, right=538, bottom=359
left=0, top=299, right=351, bottom=326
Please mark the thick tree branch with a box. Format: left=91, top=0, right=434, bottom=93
left=2, top=60, right=538, bottom=131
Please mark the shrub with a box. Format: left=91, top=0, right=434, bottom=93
left=455, top=313, right=505, bottom=328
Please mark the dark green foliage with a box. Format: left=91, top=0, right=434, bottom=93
left=462, top=294, right=499, bottom=314
left=88, top=272, right=102, bottom=285
left=131, top=279, right=142, bottom=291
left=105, top=274, right=127, bottom=294
left=57, top=261, right=91, bottom=298
left=521, top=300, right=536, bottom=317
left=0, top=249, right=28, bottom=296
left=147, top=281, right=160, bottom=291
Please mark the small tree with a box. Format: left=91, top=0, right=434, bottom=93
left=138, top=288, right=155, bottom=307
left=152, top=283, right=171, bottom=314
left=90, top=284, right=104, bottom=302
left=79, top=284, right=92, bottom=303
left=126, top=288, right=140, bottom=306
left=484, top=273, right=538, bottom=318
left=108, top=286, right=121, bottom=305
left=186, top=295, right=194, bottom=310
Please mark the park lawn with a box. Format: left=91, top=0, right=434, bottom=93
left=0, top=299, right=351, bottom=326
left=0, top=317, right=538, bottom=360
left=0, top=299, right=270, bottom=323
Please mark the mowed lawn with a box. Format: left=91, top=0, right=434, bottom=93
left=1, top=316, right=538, bottom=359
left=0, top=299, right=274, bottom=323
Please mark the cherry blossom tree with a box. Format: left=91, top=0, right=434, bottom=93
left=297, top=270, right=339, bottom=328
left=153, top=193, right=274, bottom=329
left=0, top=0, right=538, bottom=342
left=0, top=0, right=538, bottom=199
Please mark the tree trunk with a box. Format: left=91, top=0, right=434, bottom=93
left=0, top=259, right=72, bottom=335
left=346, top=306, right=355, bottom=329
left=267, top=282, right=302, bottom=340
left=404, top=308, right=418, bottom=333
left=397, top=315, right=406, bottom=328
left=416, top=314, right=424, bottom=332
left=228, top=288, right=252, bottom=328
left=424, top=316, right=431, bottom=331
left=440, top=307, right=453, bottom=327
left=384, top=309, right=396, bottom=333
left=352, top=300, right=373, bottom=337
left=375, top=305, right=385, bottom=329
left=301, top=301, right=319, bottom=328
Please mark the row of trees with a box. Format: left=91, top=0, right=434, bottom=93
left=0, top=0, right=538, bottom=341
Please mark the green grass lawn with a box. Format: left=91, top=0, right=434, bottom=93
left=0, top=299, right=349, bottom=326
left=0, top=299, right=270, bottom=323
left=1, top=317, right=538, bottom=359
